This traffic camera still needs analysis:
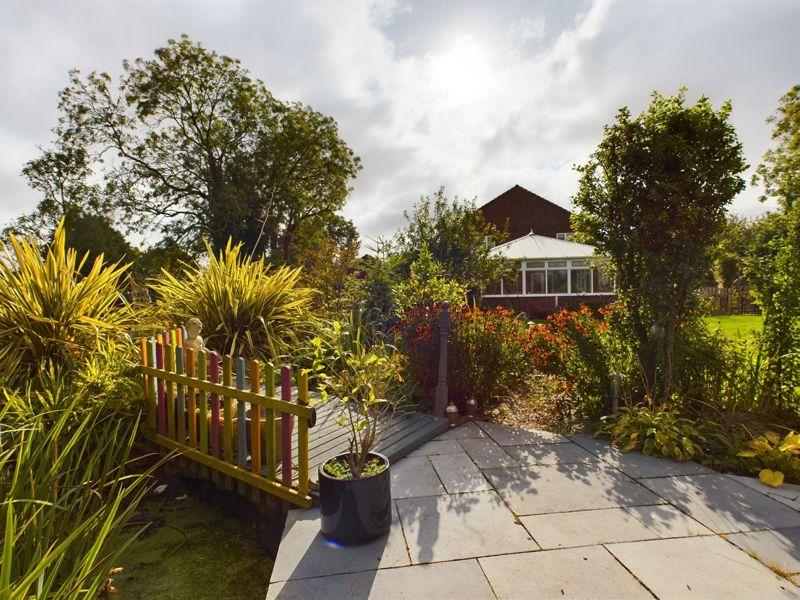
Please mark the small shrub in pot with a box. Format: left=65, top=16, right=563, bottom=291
left=312, top=314, right=406, bottom=544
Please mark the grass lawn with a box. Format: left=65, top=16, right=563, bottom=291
left=704, top=314, right=764, bottom=341
left=113, top=494, right=272, bottom=599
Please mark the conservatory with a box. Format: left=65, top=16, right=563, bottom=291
left=482, top=232, right=615, bottom=314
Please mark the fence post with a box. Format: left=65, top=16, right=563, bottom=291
left=280, top=366, right=294, bottom=487
left=434, top=301, right=451, bottom=418
left=235, top=357, right=248, bottom=468
left=297, top=370, right=310, bottom=496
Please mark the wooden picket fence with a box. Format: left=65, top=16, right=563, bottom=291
left=138, top=327, right=317, bottom=508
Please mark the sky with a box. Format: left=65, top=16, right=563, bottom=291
left=0, top=0, right=798, bottom=246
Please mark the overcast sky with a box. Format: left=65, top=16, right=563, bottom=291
left=1, top=0, right=798, bottom=245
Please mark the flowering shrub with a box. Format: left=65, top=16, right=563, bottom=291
left=527, top=306, right=616, bottom=420
left=394, top=305, right=532, bottom=411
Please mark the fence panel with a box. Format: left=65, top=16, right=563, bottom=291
left=139, top=331, right=316, bottom=508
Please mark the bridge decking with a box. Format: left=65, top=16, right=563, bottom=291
left=277, top=395, right=450, bottom=488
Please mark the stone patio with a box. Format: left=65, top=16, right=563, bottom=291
left=267, top=421, right=800, bottom=599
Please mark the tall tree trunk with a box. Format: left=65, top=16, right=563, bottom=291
left=661, top=314, right=677, bottom=409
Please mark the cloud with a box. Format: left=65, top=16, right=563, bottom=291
left=0, top=0, right=797, bottom=241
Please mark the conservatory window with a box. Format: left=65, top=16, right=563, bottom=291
left=526, top=270, right=546, bottom=294
left=571, top=268, right=592, bottom=294
left=547, top=269, right=568, bottom=294
left=593, top=267, right=614, bottom=293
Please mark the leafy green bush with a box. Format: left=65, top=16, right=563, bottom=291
left=151, top=240, right=313, bottom=361
left=596, top=406, right=713, bottom=461
left=392, top=244, right=467, bottom=313
left=0, top=221, right=134, bottom=385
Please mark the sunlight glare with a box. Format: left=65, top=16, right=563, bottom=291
left=429, top=35, right=492, bottom=101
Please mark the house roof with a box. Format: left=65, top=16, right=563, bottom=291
left=478, top=185, right=572, bottom=242
left=490, top=232, right=597, bottom=260
left=478, top=185, right=570, bottom=215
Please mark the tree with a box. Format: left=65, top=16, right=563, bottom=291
left=3, top=139, right=103, bottom=243
left=22, top=35, right=360, bottom=258
left=60, top=208, right=135, bottom=275
left=713, top=216, right=750, bottom=289
left=359, top=240, right=404, bottom=329
left=394, top=187, right=508, bottom=299
left=132, top=239, right=197, bottom=280
left=572, top=90, right=747, bottom=404
left=292, top=216, right=363, bottom=314
left=749, top=85, right=800, bottom=410
left=392, top=243, right=468, bottom=312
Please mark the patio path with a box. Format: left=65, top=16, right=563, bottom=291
left=267, top=420, right=800, bottom=599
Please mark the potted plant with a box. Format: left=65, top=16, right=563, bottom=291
left=312, top=316, right=405, bottom=545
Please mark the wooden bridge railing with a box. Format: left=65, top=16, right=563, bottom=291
left=138, top=328, right=316, bottom=508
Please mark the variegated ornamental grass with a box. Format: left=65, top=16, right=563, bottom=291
left=150, top=240, right=313, bottom=362
left=0, top=222, right=134, bottom=384
left=0, top=388, right=160, bottom=599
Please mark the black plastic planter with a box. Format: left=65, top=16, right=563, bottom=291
left=319, top=452, right=392, bottom=545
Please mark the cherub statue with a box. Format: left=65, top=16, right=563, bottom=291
left=184, top=318, right=206, bottom=353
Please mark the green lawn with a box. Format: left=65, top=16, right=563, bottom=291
left=113, top=494, right=272, bottom=599
left=704, top=314, right=764, bottom=341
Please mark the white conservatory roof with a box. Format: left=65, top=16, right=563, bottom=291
left=490, top=233, right=597, bottom=260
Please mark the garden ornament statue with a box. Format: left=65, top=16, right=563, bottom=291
left=184, top=318, right=206, bottom=353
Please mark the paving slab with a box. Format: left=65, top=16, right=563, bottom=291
left=607, top=535, right=798, bottom=599
left=728, top=474, right=800, bottom=501
left=506, top=442, right=600, bottom=466
left=459, top=437, right=519, bottom=468
left=430, top=453, right=492, bottom=493
left=521, top=504, right=709, bottom=549
left=569, top=433, right=712, bottom=478
left=484, top=463, right=663, bottom=515
left=478, top=420, right=568, bottom=445
left=623, top=504, right=711, bottom=538
left=390, top=456, right=446, bottom=499
left=270, top=507, right=410, bottom=583
left=396, top=490, right=537, bottom=563
left=434, top=421, right=487, bottom=440
left=267, top=559, right=495, bottom=600
left=641, top=473, right=800, bottom=533
left=726, top=527, right=800, bottom=575
left=407, top=439, right=466, bottom=457
left=479, top=546, right=651, bottom=599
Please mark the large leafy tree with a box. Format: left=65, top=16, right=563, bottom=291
left=572, top=90, right=747, bottom=404
left=4, top=139, right=104, bottom=242
left=394, top=187, right=508, bottom=300
left=748, top=85, right=800, bottom=410
left=14, top=35, right=360, bottom=258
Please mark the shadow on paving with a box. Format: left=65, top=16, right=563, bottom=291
left=639, top=473, right=800, bottom=543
